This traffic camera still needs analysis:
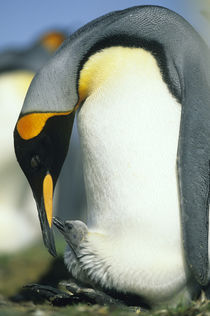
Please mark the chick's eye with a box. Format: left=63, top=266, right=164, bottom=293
left=65, top=222, right=73, bottom=230
left=31, top=155, right=41, bottom=169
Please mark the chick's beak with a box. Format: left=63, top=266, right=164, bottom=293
left=38, top=172, right=56, bottom=256
left=53, top=216, right=65, bottom=233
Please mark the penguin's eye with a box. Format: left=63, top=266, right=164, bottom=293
left=31, top=155, right=41, bottom=169
left=65, top=222, right=73, bottom=230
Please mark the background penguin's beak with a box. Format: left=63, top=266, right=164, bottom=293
left=37, top=172, right=57, bottom=256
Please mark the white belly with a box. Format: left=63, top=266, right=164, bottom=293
left=77, top=49, right=187, bottom=304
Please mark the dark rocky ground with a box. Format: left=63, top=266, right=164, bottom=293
left=0, top=239, right=210, bottom=316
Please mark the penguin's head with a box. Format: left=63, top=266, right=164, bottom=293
left=14, top=111, right=75, bottom=256
left=53, top=217, right=88, bottom=250
left=40, top=31, right=66, bottom=52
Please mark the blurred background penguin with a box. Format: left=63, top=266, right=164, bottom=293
left=201, top=0, right=210, bottom=22
left=0, top=30, right=86, bottom=253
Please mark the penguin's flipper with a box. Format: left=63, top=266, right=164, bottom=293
left=177, top=62, right=210, bottom=286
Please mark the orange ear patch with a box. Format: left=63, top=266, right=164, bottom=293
left=17, top=111, right=72, bottom=140
left=41, top=32, right=66, bottom=52
left=43, top=173, right=53, bottom=227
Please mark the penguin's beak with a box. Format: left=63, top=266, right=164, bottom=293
left=53, top=216, right=65, bottom=233
left=53, top=216, right=69, bottom=243
left=53, top=216, right=77, bottom=256
left=53, top=217, right=71, bottom=244
left=38, top=172, right=57, bottom=256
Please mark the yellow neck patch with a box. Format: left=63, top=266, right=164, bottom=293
left=78, top=46, right=155, bottom=101
left=17, top=111, right=72, bottom=140
left=17, top=47, right=156, bottom=140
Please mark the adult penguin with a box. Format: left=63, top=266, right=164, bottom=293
left=14, top=6, right=210, bottom=307
left=0, top=31, right=71, bottom=252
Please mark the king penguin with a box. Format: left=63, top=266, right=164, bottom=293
left=14, top=6, right=210, bottom=307
left=0, top=31, right=68, bottom=252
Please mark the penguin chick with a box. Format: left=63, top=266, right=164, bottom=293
left=53, top=217, right=138, bottom=308
left=53, top=217, right=90, bottom=284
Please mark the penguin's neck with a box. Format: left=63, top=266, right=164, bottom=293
left=77, top=47, right=181, bottom=237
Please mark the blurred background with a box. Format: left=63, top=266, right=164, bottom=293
left=0, top=0, right=209, bottom=308
left=0, top=0, right=209, bottom=50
